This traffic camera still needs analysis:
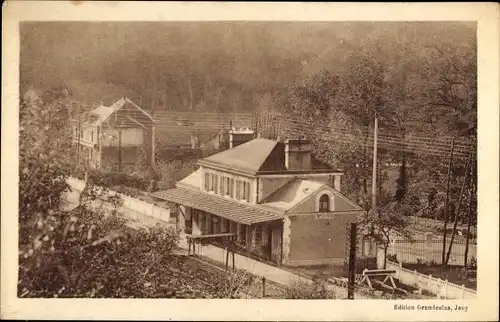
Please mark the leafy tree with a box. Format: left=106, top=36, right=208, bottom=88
left=418, top=40, right=477, bottom=137
left=19, top=87, right=73, bottom=245
left=361, top=191, right=414, bottom=269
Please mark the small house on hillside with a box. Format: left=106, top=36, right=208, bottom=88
left=153, top=132, right=365, bottom=267
left=72, top=97, right=155, bottom=170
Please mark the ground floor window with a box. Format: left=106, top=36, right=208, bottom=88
left=238, top=224, right=247, bottom=246
left=255, top=226, right=262, bottom=246
left=221, top=218, right=229, bottom=233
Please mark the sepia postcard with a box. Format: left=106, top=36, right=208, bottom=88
left=1, top=1, right=499, bottom=321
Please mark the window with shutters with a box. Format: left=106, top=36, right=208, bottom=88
left=204, top=173, right=210, bottom=191
left=235, top=180, right=241, bottom=199
left=229, top=178, right=234, bottom=197
left=223, top=177, right=227, bottom=195
left=246, top=182, right=251, bottom=201
left=241, top=181, right=251, bottom=202
left=220, top=176, right=226, bottom=196
left=211, top=174, right=218, bottom=193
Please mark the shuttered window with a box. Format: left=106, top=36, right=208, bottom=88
left=211, top=174, right=218, bottom=193
left=242, top=181, right=251, bottom=202
left=220, top=176, right=226, bottom=195
left=235, top=180, right=241, bottom=199
left=204, top=173, right=210, bottom=191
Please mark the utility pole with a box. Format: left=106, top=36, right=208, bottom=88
left=463, top=160, right=475, bottom=269
left=442, top=137, right=456, bottom=265
left=118, top=128, right=122, bottom=172
left=445, top=152, right=473, bottom=265
left=371, top=116, right=378, bottom=216
left=152, top=77, right=157, bottom=112
left=369, top=116, right=378, bottom=254
left=116, top=119, right=125, bottom=173
left=77, top=116, right=81, bottom=166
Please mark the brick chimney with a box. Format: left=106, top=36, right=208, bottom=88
left=229, top=127, right=255, bottom=149
left=284, top=137, right=312, bottom=170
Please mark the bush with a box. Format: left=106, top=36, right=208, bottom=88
left=468, top=256, right=477, bottom=270
left=282, top=279, right=337, bottom=299
left=386, top=254, right=398, bottom=263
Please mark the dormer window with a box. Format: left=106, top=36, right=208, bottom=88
left=319, top=194, right=330, bottom=212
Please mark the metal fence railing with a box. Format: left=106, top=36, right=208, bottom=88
left=387, top=237, right=477, bottom=266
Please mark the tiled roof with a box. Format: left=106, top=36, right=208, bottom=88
left=153, top=188, right=284, bottom=225
left=201, top=138, right=278, bottom=173
left=84, top=97, right=154, bottom=126
left=260, top=178, right=365, bottom=212
left=260, top=178, right=324, bottom=211
left=88, top=105, right=116, bottom=125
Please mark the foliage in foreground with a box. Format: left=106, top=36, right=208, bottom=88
left=19, top=188, right=250, bottom=299
left=281, top=279, right=337, bottom=299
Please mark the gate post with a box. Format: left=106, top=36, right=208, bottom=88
left=348, top=223, right=357, bottom=299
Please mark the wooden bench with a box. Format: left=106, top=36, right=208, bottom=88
left=359, top=269, right=407, bottom=293
left=186, top=233, right=237, bottom=270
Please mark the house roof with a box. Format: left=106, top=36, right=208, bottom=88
left=84, top=97, right=154, bottom=126
left=260, top=178, right=324, bottom=211
left=200, top=138, right=278, bottom=173
left=153, top=187, right=284, bottom=225
left=87, top=105, right=116, bottom=125
left=198, top=138, right=339, bottom=175
left=178, top=168, right=202, bottom=188
left=260, top=178, right=365, bottom=213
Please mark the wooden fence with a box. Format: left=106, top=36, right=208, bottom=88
left=386, top=260, right=476, bottom=299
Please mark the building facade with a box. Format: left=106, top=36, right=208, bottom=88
left=73, top=97, right=155, bottom=170
left=154, top=131, right=365, bottom=266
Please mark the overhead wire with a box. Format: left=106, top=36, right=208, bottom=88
left=82, top=106, right=476, bottom=159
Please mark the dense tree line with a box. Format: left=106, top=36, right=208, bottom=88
left=21, top=22, right=475, bottom=116
left=276, top=22, right=476, bottom=237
